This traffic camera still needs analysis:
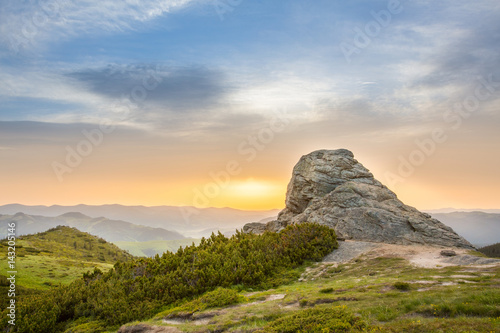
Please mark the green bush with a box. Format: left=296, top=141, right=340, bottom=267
left=1, top=223, right=338, bottom=331
left=262, top=305, right=366, bottom=332
left=299, top=299, right=309, bottom=307
left=319, top=287, right=334, bottom=294
left=159, top=287, right=245, bottom=318
left=394, top=282, right=411, bottom=291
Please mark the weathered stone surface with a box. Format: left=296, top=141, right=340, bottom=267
left=242, top=222, right=267, bottom=234
left=243, top=220, right=287, bottom=234
left=440, top=250, right=457, bottom=257
left=244, top=149, right=475, bottom=249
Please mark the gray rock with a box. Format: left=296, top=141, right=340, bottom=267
left=243, top=220, right=287, bottom=234
left=245, top=149, right=475, bottom=249
left=440, top=250, right=457, bottom=257
left=242, top=222, right=268, bottom=234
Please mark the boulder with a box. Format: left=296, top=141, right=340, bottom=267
left=244, top=149, right=474, bottom=249
left=440, top=250, right=457, bottom=257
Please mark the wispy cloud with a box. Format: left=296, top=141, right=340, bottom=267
left=0, top=0, right=203, bottom=54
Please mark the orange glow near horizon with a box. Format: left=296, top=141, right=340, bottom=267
left=0, top=146, right=498, bottom=211
left=215, top=178, right=286, bottom=210
left=0, top=175, right=287, bottom=211
left=3, top=171, right=499, bottom=211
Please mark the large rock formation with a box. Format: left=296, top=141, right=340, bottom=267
left=243, top=149, right=474, bottom=249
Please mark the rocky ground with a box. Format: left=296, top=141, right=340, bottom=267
left=323, top=240, right=500, bottom=268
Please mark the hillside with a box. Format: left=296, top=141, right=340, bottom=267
left=0, top=204, right=281, bottom=238
left=0, top=212, right=185, bottom=242
left=479, top=242, right=500, bottom=258
left=430, top=211, right=500, bottom=247
left=120, top=242, right=500, bottom=333
left=0, top=226, right=134, bottom=291
left=1, top=224, right=499, bottom=332
left=0, top=223, right=338, bottom=332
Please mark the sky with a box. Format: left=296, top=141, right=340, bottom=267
left=0, top=0, right=499, bottom=211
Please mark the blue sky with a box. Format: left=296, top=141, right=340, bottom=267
left=0, top=0, right=499, bottom=209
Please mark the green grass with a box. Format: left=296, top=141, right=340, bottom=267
left=0, top=225, right=133, bottom=263
left=113, top=238, right=200, bottom=257
left=127, top=254, right=500, bottom=333
left=0, top=226, right=133, bottom=292
left=0, top=255, right=114, bottom=290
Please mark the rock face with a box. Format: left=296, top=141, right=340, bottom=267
left=244, top=149, right=474, bottom=249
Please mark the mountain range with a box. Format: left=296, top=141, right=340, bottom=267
left=0, top=204, right=280, bottom=238
left=429, top=211, right=500, bottom=247
left=0, top=212, right=184, bottom=243
left=0, top=204, right=498, bottom=247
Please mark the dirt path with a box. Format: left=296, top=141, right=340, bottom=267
left=323, top=240, right=500, bottom=268
left=323, top=241, right=378, bottom=263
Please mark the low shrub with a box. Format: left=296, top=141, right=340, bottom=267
left=394, top=282, right=411, bottom=291
left=261, top=305, right=366, bottom=332
left=159, top=287, right=245, bottom=318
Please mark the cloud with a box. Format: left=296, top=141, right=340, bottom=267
left=68, top=64, right=230, bottom=111
left=0, top=0, right=203, bottom=53
left=0, top=120, right=150, bottom=148
left=405, top=3, right=500, bottom=92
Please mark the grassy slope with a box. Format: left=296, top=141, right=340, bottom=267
left=0, top=226, right=134, bottom=290
left=125, top=253, right=500, bottom=332
left=114, top=238, right=200, bottom=257
left=479, top=242, right=500, bottom=258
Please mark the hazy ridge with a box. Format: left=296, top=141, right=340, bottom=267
left=0, top=212, right=185, bottom=243
left=0, top=204, right=280, bottom=238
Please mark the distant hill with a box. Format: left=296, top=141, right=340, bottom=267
left=429, top=211, right=500, bottom=247
left=0, top=226, right=134, bottom=292
left=114, top=238, right=201, bottom=257
left=478, top=243, right=500, bottom=258
left=0, top=204, right=281, bottom=237
left=425, top=208, right=500, bottom=214
left=0, top=212, right=185, bottom=242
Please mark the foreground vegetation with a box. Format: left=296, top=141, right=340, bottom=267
left=0, top=226, right=134, bottom=311
left=2, top=224, right=499, bottom=332
left=0, top=223, right=338, bottom=332
left=127, top=255, right=500, bottom=333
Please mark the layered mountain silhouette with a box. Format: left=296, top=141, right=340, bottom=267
left=0, top=212, right=185, bottom=242
left=0, top=204, right=279, bottom=238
